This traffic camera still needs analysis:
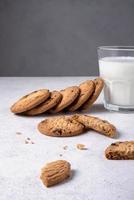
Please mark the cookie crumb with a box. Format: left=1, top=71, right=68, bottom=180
left=25, top=140, right=29, bottom=144
left=63, top=145, right=68, bottom=150
left=24, top=138, right=35, bottom=144
left=76, top=144, right=87, bottom=150
left=59, top=154, right=63, bottom=157
left=16, top=132, right=22, bottom=135
left=16, top=132, right=34, bottom=144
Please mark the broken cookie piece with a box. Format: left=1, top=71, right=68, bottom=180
left=40, top=160, right=71, bottom=187
left=73, top=114, right=116, bottom=138
left=105, top=141, right=134, bottom=160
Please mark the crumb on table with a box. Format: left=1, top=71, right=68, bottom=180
left=76, top=144, right=87, bottom=150
left=25, top=140, right=29, bottom=144
left=16, top=132, right=22, bottom=135
left=63, top=145, right=68, bottom=150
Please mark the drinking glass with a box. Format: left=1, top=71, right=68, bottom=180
left=98, top=46, right=134, bottom=112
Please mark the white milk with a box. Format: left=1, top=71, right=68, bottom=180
left=99, top=57, right=134, bottom=106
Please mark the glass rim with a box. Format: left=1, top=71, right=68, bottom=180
left=98, top=46, right=134, bottom=51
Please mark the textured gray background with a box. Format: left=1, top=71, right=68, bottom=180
left=0, top=0, right=134, bottom=76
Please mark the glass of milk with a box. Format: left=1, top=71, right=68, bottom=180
left=98, top=46, right=134, bottom=112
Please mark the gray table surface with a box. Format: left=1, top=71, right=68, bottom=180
left=0, top=77, right=134, bottom=200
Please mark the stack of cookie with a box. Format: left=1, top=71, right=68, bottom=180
left=10, top=78, right=104, bottom=115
